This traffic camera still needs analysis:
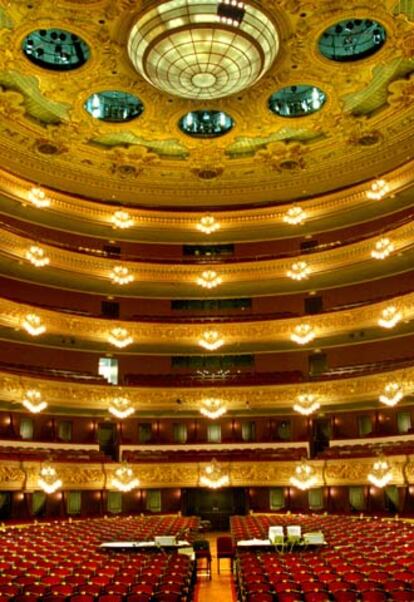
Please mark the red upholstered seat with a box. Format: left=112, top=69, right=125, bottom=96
left=216, top=536, right=235, bottom=574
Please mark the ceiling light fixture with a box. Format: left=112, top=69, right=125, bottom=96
left=283, top=206, right=307, bottom=225
left=22, top=313, right=46, bottom=336
left=199, top=398, right=227, bottom=420
left=290, top=323, right=315, bottom=345
left=111, top=210, right=135, bottom=229
left=196, top=270, right=222, bottom=289
left=127, top=0, right=278, bottom=101
left=108, top=396, right=135, bottom=419
left=38, top=465, right=62, bottom=494
left=196, top=216, right=220, bottom=234
left=287, top=261, right=310, bottom=281
left=367, top=179, right=389, bottom=200
left=199, top=459, right=230, bottom=489
left=371, top=238, right=394, bottom=260
left=28, top=187, right=51, bottom=208
left=111, top=463, right=140, bottom=492
left=198, top=330, right=225, bottom=351
left=379, top=382, right=404, bottom=407
left=378, top=306, right=402, bottom=329
left=22, top=389, right=47, bottom=414
left=110, top=265, right=134, bottom=285
left=290, top=459, right=317, bottom=491
left=293, top=394, right=320, bottom=416
left=107, top=327, right=133, bottom=349
left=25, top=245, right=50, bottom=267
left=368, top=455, right=392, bottom=488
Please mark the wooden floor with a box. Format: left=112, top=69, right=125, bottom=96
left=195, top=532, right=236, bottom=602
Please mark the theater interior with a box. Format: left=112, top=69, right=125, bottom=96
left=0, top=0, right=414, bottom=600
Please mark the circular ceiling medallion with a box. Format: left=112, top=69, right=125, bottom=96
left=127, top=0, right=279, bottom=100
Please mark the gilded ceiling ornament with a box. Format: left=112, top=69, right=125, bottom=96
left=388, top=74, right=414, bottom=109
left=108, top=146, right=160, bottom=178
left=256, top=142, right=307, bottom=172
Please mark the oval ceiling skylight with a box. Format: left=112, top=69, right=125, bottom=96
left=84, top=91, right=144, bottom=122
left=319, top=19, right=386, bottom=62
left=268, top=85, right=327, bottom=118
left=22, top=29, right=90, bottom=71
left=179, top=110, right=234, bottom=138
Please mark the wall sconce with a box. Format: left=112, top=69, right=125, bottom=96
left=198, top=330, right=224, bottom=351
left=108, top=397, right=135, bottom=419
left=367, top=179, right=389, bottom=200
left=109, top=265, right=134, bottom=285
left=290, top=459, right=317, bottom=490
left=371, top=238, right=394, bottom=260
left=368, top=455, right=392, bottom=488
left=107, top=327, right=133, bottom=348
left=22, top=389, right=47, bottom=413
left=22, top=313, right=46, bottom=336
left=111, top=464, right=140, bottom=492
left=293, top=394, right=320, bottom=416
left=283, top=206, right=306, bottom=225
left=38, top=465, right=62, bottom=494
left=378, top=306, right=401, bottom=329
left=196, top=216, right=220, bottom=234
left=28, top=187, right=51, bottom=208
left=287, top=261, right=310, bottom=281
left=378, top=382, right=403, bottom=407
left=199, top=398, right=227, bottom=419
left=290, top=323, right=315, bottom=345
left=25, top=245, right=50, bottom=268
left=196, top=270, right=222, bottom=289
left=111, top=210, right=134, bottom=229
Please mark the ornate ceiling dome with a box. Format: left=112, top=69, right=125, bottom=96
left=127, top=0, right=279, bottom=100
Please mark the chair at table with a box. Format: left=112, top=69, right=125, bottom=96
left=192, top=539, right=212, bottom=580
left=216, top=535, right=235, bottom=574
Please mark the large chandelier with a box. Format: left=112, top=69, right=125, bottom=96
left=378, top=306, right=401, bottom=329
left=198, top=330, right=225, bottom=351
left=368, top=455, right=392, bottom=488
left=38, top=465, right=62, bottom=494
left=25, top=245, right=50, bottom=268
left=197, top=216, right=220, bottom=234
left=379, top=382, right=404, bottom=407
left=22, top=389, right=47, bottom=414
left=290, top=459, right=317, bottom=491
left=293, top=394, right=320, bottom=416
left=199, top=459, right=230, bottom=489
left=107, top=327, right=133, bottom=348
left=22, top=313, right=46, bottom=336
left=199, top=398, right=227, bottom=419
left=108, top=397, right=135, bottom=419
left=111, top=463, right=140, bottom=492
left=127, top=0, right=279, bottom=100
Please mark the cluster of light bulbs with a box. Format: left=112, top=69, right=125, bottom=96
left=111, top=210, right=134, bottom=229
left=287, top=261, right=310, bottom=281
left=28, top=187, right=51, bottom=208
left=367, top=179, right=390, bottom=201
left=38, top=465, right=62, bottom=494
left=377, top=306, right=402, bottom=329
left=378, top=382, right=404, bottom=407
left=108, top=397, right=135, bottom=419
left=293, top=394, right=320, bottom=416
left=199, top=459, right=230, bottom=489
left=111, top=464, right=140, bottom=492
left=289, top=460, right=317, bottom=491
left=107, top=327, right=133, bottom=348
left=290, top=323, right=315, bottom=345
left=196, top=216, right=220, bottom=234
left=371, top=238, right=394, bottom=260
left=22, top=389, right=47, bottom=413
left=367, top=455, right=392, bottom=488
left=283, top=206, right=307, bottom=226
left=196, top=270, right=223, bottom=289
left=109, top=266, right=134, bottom=285
left=25, top=245, right=50, bottom=268
left=22, top=313, right=46, bottom=336
left=199, top=398, right=227, bottom=420
left=198, top=330, right=225, bottom=351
